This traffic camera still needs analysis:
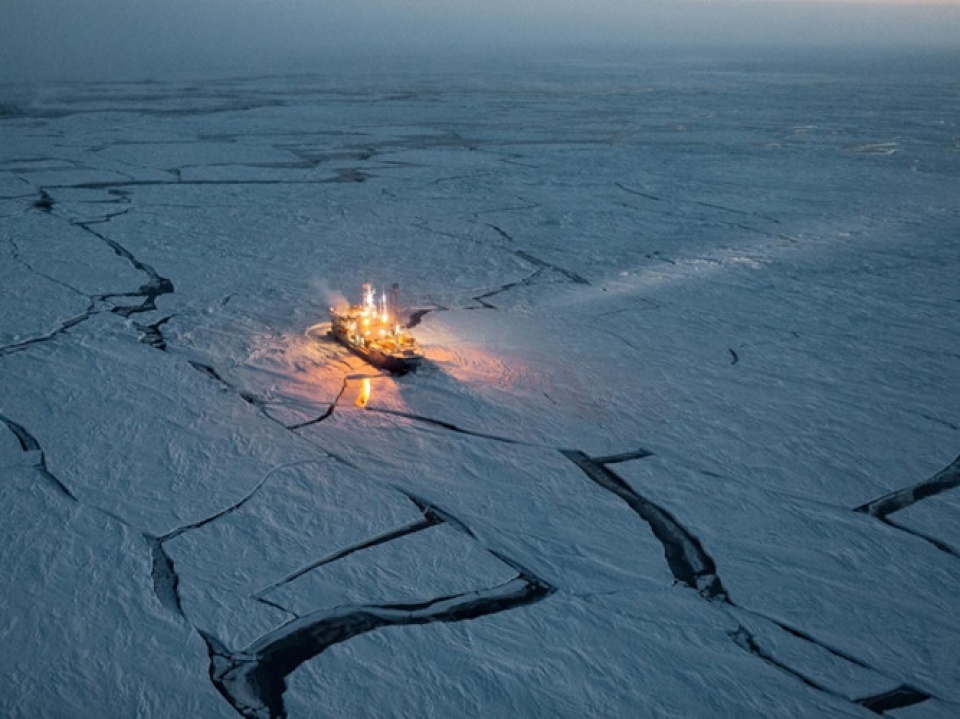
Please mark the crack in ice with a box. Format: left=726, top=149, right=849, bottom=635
left=203, top=566, right=553, bottom=719
left=855, top=455, right=960, bottom=557
left=0, top=413, right=78, bottom=501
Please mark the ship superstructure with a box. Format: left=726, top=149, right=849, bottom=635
left=329, top=282, right=423, bottom=374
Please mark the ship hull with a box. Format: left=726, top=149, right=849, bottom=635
left=329, top=323, right=422, bottom=375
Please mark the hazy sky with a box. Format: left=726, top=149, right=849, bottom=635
left=2, top=1, right=959, bottom=81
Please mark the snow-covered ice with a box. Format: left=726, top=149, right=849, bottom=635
left=1, top=49, right=959, bottom=717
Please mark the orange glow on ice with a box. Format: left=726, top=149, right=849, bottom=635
left=355, top=377, right=371, bottom=408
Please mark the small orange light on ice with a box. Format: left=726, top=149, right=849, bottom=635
left=355, top=378, right=371, bottom=408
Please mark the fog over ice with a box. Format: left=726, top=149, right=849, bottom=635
left=3, top=0, right=959, bottom=82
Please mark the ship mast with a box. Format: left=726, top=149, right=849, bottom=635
left=362, top=282, right=375, bottom=313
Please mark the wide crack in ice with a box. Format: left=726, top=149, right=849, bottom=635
left=855, top=455, right=960, bottom=557
left=204, top=569, right=553, bottom=719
